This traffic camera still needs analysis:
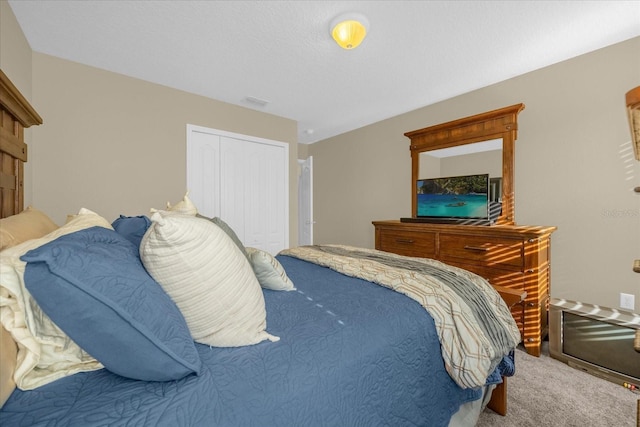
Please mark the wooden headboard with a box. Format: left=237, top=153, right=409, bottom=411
left=0, top=69, right=42, bottom=219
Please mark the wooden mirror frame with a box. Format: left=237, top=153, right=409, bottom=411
left=405, top=103, right=525, bottom=225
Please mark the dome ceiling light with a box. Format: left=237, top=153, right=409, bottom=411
left=330, top=13, right=369, bottom=50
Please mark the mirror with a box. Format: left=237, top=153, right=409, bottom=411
left=405, top=104, right=525, bottom=225
left=419, top=138, right=503, bottom=203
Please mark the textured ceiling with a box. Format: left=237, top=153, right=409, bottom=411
left=8, top=1, right=640, bottom=144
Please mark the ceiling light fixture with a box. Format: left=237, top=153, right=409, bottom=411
left=330, top=13, right=369, bottom=50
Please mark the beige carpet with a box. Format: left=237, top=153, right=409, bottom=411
left=476, top=342, right=639, bottom=427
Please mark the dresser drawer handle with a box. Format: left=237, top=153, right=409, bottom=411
left=464, top=245, right=489, bottom=252
left=395, top=238, right=415, bottom=244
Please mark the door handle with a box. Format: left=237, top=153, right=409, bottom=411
left=395, top=239, right=415, bottom=244
left=464, top=245, right=489, bottom=252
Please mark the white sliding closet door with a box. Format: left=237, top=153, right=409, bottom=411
left=187, top=129, right=221, bottom=217
left=240, top=138, right=288, bottom=254
left=187, top=125, right=289, bottom=255
left=218, top=136, right=246, bottom=241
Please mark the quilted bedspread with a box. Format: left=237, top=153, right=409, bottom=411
left=0, top=255, right=508, bottom=427
left=280, top=245, right=521, bottom=389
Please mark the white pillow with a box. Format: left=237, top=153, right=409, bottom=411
left=140, top=212, right=278, bottom=347
left=246, top=247, right=296, bottom=291
left=0, top=208, right=110, bottom=390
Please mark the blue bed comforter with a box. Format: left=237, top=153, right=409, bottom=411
left=1, top=256, right=508, bottom=427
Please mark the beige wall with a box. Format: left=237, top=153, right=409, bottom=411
left=309, top=37, right=640, bottom=310
left=0, top=1, right=31, bottom=98
left=297, top=142, right=309, bottom=161
left=28, top=53, right=299, bottom=245
left=440, top=150, right=502, bottom=179
left=420, top=150, right=502, bottom=179
left=0, top=0, right=35, bottom=205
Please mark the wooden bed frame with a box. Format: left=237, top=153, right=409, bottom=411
left=0, top=68, right=522, bottom=418
left=0, top=69, right=42, bottom=219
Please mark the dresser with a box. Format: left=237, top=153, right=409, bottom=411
left=373, top=220, right=556, bottom=357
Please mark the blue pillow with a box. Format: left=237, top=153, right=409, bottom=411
left=21, top=226, right=201, bottom=381
left=111, top=215, right=151, bottom=249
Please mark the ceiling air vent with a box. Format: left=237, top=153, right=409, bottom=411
left=244, top=96, right=270, bottom=108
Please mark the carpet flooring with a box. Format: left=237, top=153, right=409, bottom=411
left=475, top=342, right=638, bottom=427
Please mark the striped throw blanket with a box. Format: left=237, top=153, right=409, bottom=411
left=279, top=244, right=521, bottom=389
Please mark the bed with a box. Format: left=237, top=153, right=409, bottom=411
left=0, top=69, right=522, bottom=426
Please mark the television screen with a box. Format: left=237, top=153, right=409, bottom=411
left=562, top=312, right=640, bottom=379
left=416, top=173, right=489, bottom=219
left=549, top=299, right=640, bottom=390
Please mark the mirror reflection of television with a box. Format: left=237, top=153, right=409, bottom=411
left=416, top=173, right=490, bottom=219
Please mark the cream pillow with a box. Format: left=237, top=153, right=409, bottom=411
left=140, top=212, right=279, bottom=347
left=166, top=191, right=198, bottom=215
left=0, top=208, right=110, bottom=390
left=0, top=325, right=17, bottom=408
left=151, top=192, right=198, bottom=217
left=246, top=247, right=296, bottom=291
left=0, top=207, right=59, bottom=251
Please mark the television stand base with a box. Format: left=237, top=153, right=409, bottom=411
left=400, top=217, right=495, bottom=226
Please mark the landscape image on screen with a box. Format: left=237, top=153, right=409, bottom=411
left=417, top=174, right=489, bottom=218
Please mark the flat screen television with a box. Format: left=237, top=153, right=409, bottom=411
left=416, top=173, right=490, bottom=220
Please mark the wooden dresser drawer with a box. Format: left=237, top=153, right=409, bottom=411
left=438, top=234, right=523, bottom=269
left=378, top=229, right=436, bottom=258
left=452, top=263, right=525, bottom=290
